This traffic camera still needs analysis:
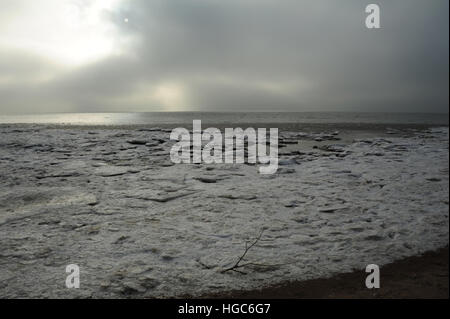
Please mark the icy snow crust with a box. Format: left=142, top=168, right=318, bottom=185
left=0, top=125, right=448, bottom=298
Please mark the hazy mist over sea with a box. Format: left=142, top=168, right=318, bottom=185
left=0, top=112, right=448, bottom=126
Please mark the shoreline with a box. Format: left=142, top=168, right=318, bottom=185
left=0, top=124, right=448, bottom=298
left=202, top=246, right=449, bottom=299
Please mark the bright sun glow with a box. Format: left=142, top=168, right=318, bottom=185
left=153, top=83, right=188, bottom=110
left=0, top=0, right=127, bottom=67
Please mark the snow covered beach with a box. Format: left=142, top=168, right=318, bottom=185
left=0, top=124, right=448, bottom=298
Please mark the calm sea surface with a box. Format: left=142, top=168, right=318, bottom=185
left=0, top=112, right=448, bottom=126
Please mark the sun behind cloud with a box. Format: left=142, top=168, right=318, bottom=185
left=0, top=0, right=130, bottom=67
left=153, top=82, right=189, bottom=111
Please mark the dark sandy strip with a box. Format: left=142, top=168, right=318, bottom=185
left=202, top=246, right=448, bottom=299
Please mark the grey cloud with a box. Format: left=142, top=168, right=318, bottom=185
left=0, top=0, right=448, bottom=114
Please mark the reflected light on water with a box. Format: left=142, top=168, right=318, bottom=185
left=0, top=113, right=138, bottom=125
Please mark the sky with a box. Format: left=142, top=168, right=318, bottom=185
left=0, top=0, right=448, bottom=114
